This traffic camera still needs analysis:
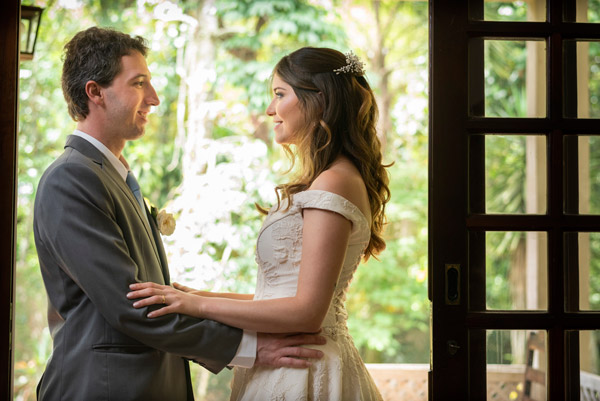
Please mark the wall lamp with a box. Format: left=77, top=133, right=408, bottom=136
left=20, top=5, right=44, bottom=61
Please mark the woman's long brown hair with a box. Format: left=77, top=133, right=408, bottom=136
left=265, top=47, right=391, bottom=260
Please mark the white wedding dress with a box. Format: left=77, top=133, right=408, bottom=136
left=229, top=190, right=383, bottom=401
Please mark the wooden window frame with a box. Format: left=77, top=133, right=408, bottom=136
left=430, top=0, right=600, bottom=399
left=0, top=1, right=19, bottom=400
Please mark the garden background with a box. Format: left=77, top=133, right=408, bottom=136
left=15, top=1, right=581, bottom=400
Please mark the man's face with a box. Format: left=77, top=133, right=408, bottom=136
left=103, top=51, right=160, bottom=141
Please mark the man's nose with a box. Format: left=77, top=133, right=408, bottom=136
left=146, top=84, right=160, bottom=106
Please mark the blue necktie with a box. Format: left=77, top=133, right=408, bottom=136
left=126, top=171, right=149, bottom=224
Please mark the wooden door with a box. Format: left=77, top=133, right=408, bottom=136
left=430, top=0, right=600, bottom=399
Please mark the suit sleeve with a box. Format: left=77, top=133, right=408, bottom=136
left=35, top=160, right=242, bottom=373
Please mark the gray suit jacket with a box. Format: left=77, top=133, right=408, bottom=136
left=33, top=135, right=242, bottom=400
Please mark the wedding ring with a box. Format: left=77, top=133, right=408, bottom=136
left=161, top=295, right=166, bottom=304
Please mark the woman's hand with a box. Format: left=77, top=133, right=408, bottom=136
left=172, top=282, right=201, bottom=294
left=127, top=282, right=204, bottom=318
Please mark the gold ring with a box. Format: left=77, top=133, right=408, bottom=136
left=161, top=295, right=166, bottom=304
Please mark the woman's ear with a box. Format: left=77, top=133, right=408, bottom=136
left=85, top=80, right=104, bottom=107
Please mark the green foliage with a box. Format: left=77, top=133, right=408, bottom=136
left=485, top=135, right=526, bottom=215
left=340, top=0, right=430, bottom=363
left=348, top=161, right=429, bottom=362
left=585, top=4, right=600, bottom=334
left=15, top=0, right=432, bottom=399
left=214, top=0, right=345, bottom=112
left=484, top=2, right=528, bottom=22
left=484, top=40, right=527, bottom=118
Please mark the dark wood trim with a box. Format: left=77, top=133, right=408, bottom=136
left=467, top=118, right=600, bottom=134
left=0, top=1, right=19, bottom=399
left=466, top=21, right=600, bottom=39
left=429, top=0, right=470, bottom=399
left=466, top=214, right=600, bottom=230
left=466, top=312, right=600, bottom=329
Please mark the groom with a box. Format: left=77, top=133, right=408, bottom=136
left=33, top=27, right=324, bottom=400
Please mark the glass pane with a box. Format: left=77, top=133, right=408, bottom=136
left=485, top=135, right=546, bottom=214
left=580, top=331, right=600, bottom=399
left=487, top=330, right=547, bottom=401
left=574, top=2, right=600, bottom=23
left=577, top=136, right=600, bottom=215
left=568, top=42, right=600, bottom=118
left=579, top=233, right=600, bottom=310
left=484, top=1, right=545, bottom=22
left=486, top=232, right=547, bottom=310
left=484, top=40, right=546, bottom=117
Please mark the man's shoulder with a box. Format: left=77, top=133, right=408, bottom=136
left=41, top=146, right=98, bottom=181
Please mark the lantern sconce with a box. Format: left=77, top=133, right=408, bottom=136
left=20, top=5, right=44, bottom=61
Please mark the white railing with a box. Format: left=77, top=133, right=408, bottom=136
left=367, top=364, right=600, bottom=401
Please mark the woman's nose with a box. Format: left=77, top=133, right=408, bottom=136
left=266, top=100, right=275, bottom=116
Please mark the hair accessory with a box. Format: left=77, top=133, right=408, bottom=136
left=333, top=51, right=365, bottom=76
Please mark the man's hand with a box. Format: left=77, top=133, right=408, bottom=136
left=255, top=332, right=327, bottom=368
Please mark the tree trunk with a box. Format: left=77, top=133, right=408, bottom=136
left=181, top=1, right=218, bottom=180
left=371, top=0, right=390, bottom=153
left=168, top=2, right=219, bottom=397
left=509, top=236, right=527, bottom=364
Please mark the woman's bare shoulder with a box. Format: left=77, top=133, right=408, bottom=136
left=309, top=159, right=370, bottom=218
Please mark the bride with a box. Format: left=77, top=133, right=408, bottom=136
left=128, top=46, right=391, bottom=401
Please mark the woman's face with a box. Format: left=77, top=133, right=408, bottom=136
left=266, top=74, right=305, bottom=145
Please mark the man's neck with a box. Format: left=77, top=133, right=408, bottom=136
left=76, top=121, right=125, bottom=158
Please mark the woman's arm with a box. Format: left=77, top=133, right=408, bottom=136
left=172, top=283, right=254, bottom=300
left=128, top=206, right=351, bottom=333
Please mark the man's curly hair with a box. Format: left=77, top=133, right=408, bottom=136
left=61, top=27, right=148, bottom=121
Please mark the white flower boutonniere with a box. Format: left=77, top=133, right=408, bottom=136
left=149, top=204, right=176, bottom=236
left=157, top=210, right=176, bottom=236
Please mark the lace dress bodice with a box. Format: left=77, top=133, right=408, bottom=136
left=255, top=190, right=369, bottom=325
left=230, top=190, right=383, bottom=401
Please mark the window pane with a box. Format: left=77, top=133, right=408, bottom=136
left=576, top=136, right=600, bottom=215
left=484, top=40, right=546, bottom=117
left=486, top=232, right=547, bottom=310
left=485, top=135, right=546, bottom=214
left=487, top=330, right=547, bottom=401
left=566, top=42, right=600, bottom=118
left=573, top=2, right=600, bottom=23
left=483, top=1, right=545, bottom=22
left=579, top=233, right=600, bottom=310
left=580, top=331, right=600, bottom=398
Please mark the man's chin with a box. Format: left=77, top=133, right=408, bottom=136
left=134, top=126, right=147, bottom=138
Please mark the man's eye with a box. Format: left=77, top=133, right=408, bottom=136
left=135, top=81, right=144, bottom=87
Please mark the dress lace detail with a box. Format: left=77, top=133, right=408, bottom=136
left=230, top=190, right=383, bottom=401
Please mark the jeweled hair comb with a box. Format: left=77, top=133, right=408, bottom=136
left=333, top=51, right=365, bottom=76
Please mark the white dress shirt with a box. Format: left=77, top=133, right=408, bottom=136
left=72, top=130, right=256, bottom=367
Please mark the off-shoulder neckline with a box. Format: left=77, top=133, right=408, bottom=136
left=294, top=189, right=370, bottom=226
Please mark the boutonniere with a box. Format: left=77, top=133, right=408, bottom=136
left=149, top=203, right=176, bottom=236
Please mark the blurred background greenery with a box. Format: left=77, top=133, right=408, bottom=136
left=15, top=1, right=429, bottom=399
left=21, top=0, right=600, bottom=400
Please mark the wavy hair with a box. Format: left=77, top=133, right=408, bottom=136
left=61, top=27, right=148, bottom=121
left=267, top=47, right=391, bottom=260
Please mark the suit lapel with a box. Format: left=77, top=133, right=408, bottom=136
left=146, top=206, right=171, bottom=284
left=65, top=135, right=163, bottom=268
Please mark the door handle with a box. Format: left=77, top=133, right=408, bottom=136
left=445, top=264, right=460, bottom=305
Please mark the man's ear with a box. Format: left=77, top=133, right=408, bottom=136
left=85, top=81, right=104, bottom=106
